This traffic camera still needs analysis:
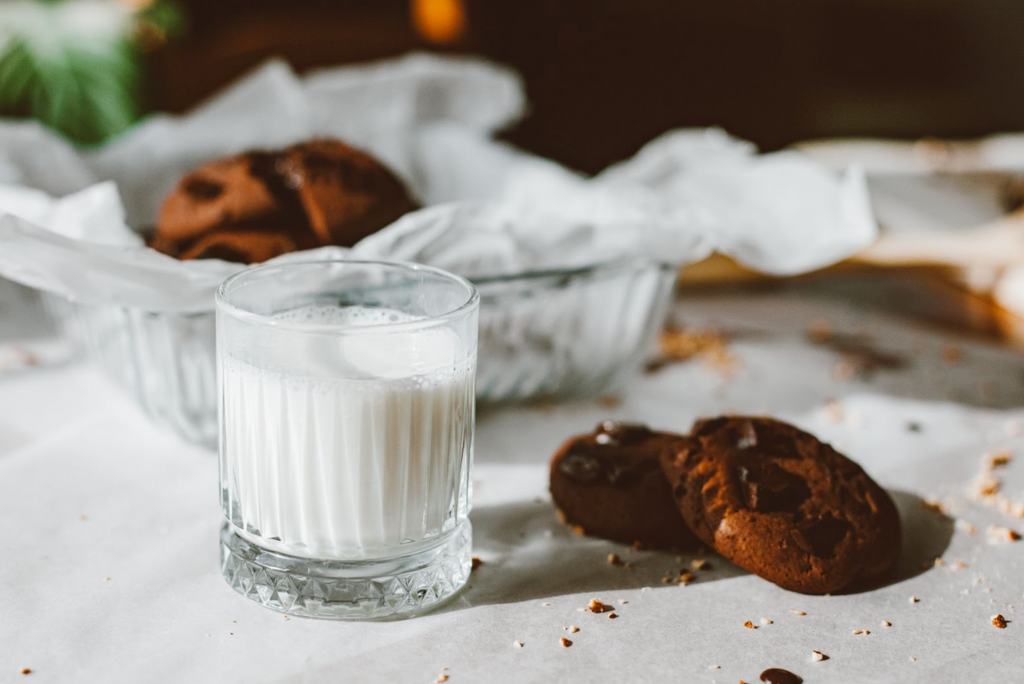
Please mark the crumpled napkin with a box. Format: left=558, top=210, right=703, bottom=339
left=359, top=128, right=875, bottom=277
left=0, top=54, right=876, bottom=312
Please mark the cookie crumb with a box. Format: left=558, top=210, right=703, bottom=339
left=760, top=617, right=773, bottom=625
left=541, top=602, right=551, bottom=607
left=941, top=343, right=963, bottom=364
left=909, top=656, right=917, bottom=662
left=513, top=640, right=524, bottom=648
left=789, top=609, right=806, bottom=616
left=654, top=327, right=736, bottom=376
left=690, top=559, right=709, bottom=571
left=986, top=449, right=1012, bottom=470
left=807, top=319, right=834, bottom=343
left=632, top=540, right=647, bottom=551
left=587, top=598, right=614, bottom=613
left=980, top=380, right=996, bottom=398
left=435, top=674, right=449, bottom=683
left=909, top=596, right=919, bottom=604
left=560, top=637, right=573, bottom=648
left=934, top=557, right=945, bottom=567
left=677, top=571, right=695, bottom=585
left=987, top=524, right=1022, bottom=543
left=570, top=525, right=586, bottom=536
left=471, top=556, right=484, bottom=570
left=1002, top=499, right=1024, bottom=519
left=565, top=626, right=579, bottom=633
left=20, top=669, right=31, bottom=675
left=607, top=553, right=621, bottom=566
left=852, top=630, right=864, bottom=635
left=811, top=650, right=827, bottom=662
left=951, top=560, right=968, bottom=570
left=618, top=600, right=628, bottom=605
left=991, top=614, right=1008, bottom=629
left=78, top=514, right=86, bottom=522
left=744, top=621, right=756, bottom=629
left=283, top=616, right=290, bottom=621
left=104, top=576, right=110, bottom=582
left=608, top=612, right=619, bottom=620
left=707, top=665, right=721, bottom=670
left=956, top=519, right=978, bottom=535
left=882, top=620, right=892, bottom=627
left=971, top=473, right=1001, bottom=499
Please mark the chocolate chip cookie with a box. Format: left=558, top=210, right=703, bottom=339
left=661, top=416, right=900, bottom=594
left=550, top=421, right=699, bottom=550
left=151, top=139, right=417, bottom=264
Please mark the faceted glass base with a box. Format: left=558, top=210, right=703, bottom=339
left=219, top=522, right=472, bottom=620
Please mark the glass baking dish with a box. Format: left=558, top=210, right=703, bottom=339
left=472, top=258, right=676, bottom=402
left=48, top=258, right=676, bottom=448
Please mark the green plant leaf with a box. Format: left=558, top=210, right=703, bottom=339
left=0, top=23, right=142, bottom=146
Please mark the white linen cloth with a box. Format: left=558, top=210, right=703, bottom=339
left=1, top=277, right=1021, bottom=683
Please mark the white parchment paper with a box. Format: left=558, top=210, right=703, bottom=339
left=1, top=281, right=1020, bottom=683
left=0, top=54, right=876, bottom=312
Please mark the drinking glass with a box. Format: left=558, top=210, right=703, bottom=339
left=216, top=260, right=478, bottom=619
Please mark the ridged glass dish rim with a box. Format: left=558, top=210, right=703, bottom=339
left=470, top=256, right=677, bottom=291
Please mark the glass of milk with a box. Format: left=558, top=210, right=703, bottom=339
left=215, top=260, right=478, bottom=619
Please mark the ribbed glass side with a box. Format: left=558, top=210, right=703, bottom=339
left=54, top=300, right=219, bottom=447
left=44, top=259, right=674, bottom=446
left=219, top=354, right=476, bottom=560
left=475, top=261, right=676, bottom=402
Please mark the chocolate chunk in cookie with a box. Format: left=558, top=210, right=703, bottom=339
left=550, top=421, right=699, bottom=550
left=662, top=416, right=900, bottom=594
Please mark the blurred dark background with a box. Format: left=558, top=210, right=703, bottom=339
left=3, top=0, right=1022, bottom=174
left=150, top=0, right=1024, bottom=174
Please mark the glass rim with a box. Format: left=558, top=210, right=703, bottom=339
left=469, top=256, right=675, bottom=287
left=215, top=259, right=479, bottom=335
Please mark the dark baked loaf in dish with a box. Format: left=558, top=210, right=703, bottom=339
left=148, top=139, right=418, bottom=264
left=661, top=416, right=901, bottom=594
left=550, top=421, right=700, bottom=551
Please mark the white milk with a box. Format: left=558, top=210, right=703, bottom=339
left=219, top=305, right=475, bottom=560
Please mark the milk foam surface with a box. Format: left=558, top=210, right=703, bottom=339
left=273, top=303, right=423, bottom=327
left=220, top=305, right=475, bottom=560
